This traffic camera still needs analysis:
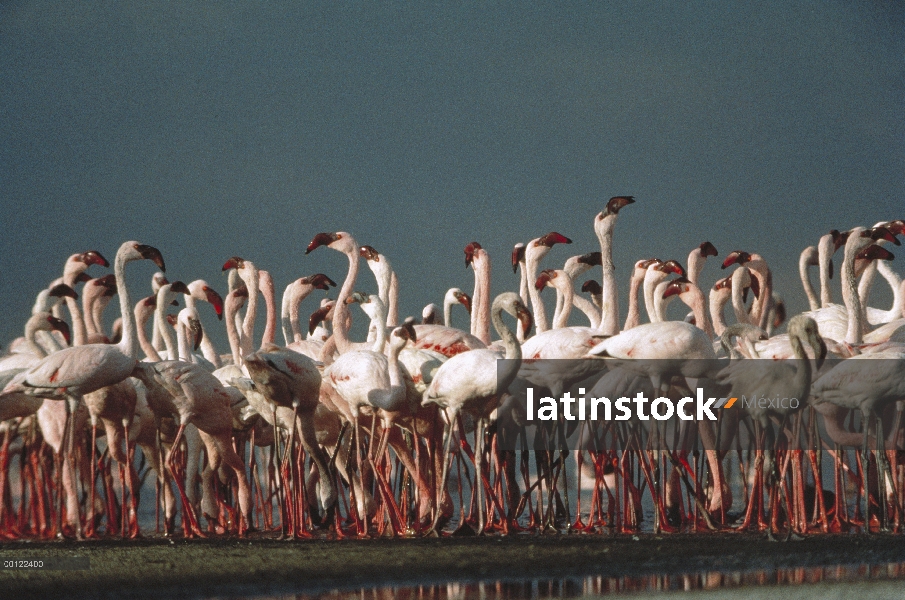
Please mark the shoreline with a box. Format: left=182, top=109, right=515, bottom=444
left=2, top=533, right=905, bottom=599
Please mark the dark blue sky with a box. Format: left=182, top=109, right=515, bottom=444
left=1, top=2, right=902, bottom=347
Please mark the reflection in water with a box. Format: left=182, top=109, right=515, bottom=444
left=233, top=562, right=905, bottom=600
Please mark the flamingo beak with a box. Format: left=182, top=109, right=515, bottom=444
left=721, top=251, right=749, bottom=269
left=48, top=283, right=79, bottom=300
left=578, top=252, right=602, bottom=266
left=309, top=273, right=337, bottom=290
left=534, top=271, right=553, bottom=291
left=359, top=246, right=380, bottom=261
left=857, top=245, right=895, bottom=261
left=870, top=226, right=901, bottom=245
left=465, top=242, right=481, bottom=268
left=581, top=280, right=602, bottom=295
left=604, top=196, right=635, bottom=216
left=170, top=281, right=190, bottom=295
left=192, top=320, right=203, bottom=351
left=306, top=232, right=339, bottom=254
left=136, top=245, right=166, bottom=272
left=458, top=292, right=472, bottom=314
left=537, top=232, right=572, bottom=247
left=308, top=306, right=330, bottom=335
left=403, top=320, right=417, bottom=342
left=511, top=245, right=525, bottom=273
left=700, top=241, right=718, bottom=257
left=222, top=256, right=244, bottom=271
left=81, top=251, right=110, bottom=267
left=205, top=287, right=224, bottom=320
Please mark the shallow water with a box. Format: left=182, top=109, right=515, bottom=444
left=205, top=561, right=905, bottom=600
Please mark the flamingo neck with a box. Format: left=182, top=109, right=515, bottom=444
left=387, top=271, right=399, bottom=327
left=474, top=251, right=492, bottom=344
left=682, top=284, right=714, bottom=339
left=63, top=295, right=87, bottom=347
left=25, top=317, right=50, bottom=357
left=595, top=214, right=620, bottom=335
left=730, top=268, right=756, bottom=326
left=491, top=303, right=521, bottom=362
left=258, top=270, right=277, bottom=350
left=624, top=272, right=644, bottom=330
left=709, top=290, right=729, bottom=337
left=154, top=285, right=178, bottom=360
left=841, top=235, right=865, bottom=344
left=135, top=301, right=161, bottom=361
left=525, top=248, right=550, bottom=334
left=280, top=283, right=294, bottom=345
left=573, top=294, right=600, bottom=328
left=443, top=294, right=454, bottom=328
left=290, top=284, right=315, bottom=343
left=225, top=294, right=246, bottom=366
left=334, top=244, right=360, bottom=354
left=687, top=249, right=705, bottom=287
left=817, top=234, right=834, bottom=308
left=239, top=263, right=260, bottom=357
left=642, top=269, right=664, bottom=323
left=799, top=247, right=820, bottom=311
left=114, top=251, right=139, bottom=359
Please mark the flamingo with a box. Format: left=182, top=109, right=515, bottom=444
left=594, top=196, right=635, bottom=335
left=465, top=242, right=492, bottom=344
left=2, top=241, right=165, bottom=538
left=722, top=250, right=774, bottom=331
left=524, top=232, right=572, bottom=334
left=360, top=244, right=400, bottom=328
left=423, top=292, right=532, bottom=534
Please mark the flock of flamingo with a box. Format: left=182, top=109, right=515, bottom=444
left=1, top=197, right=904, bottom=542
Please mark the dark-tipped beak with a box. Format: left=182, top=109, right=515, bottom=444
left=48, top=316, right=71, bottom=345
left=578, top=252, right=602, bottom=266
left=721, top=251, right=746, bottom=269
left=534, top=271, right=552, bottom=291
left=308, top=306, right=330, bottom=335
left=458, top=292, right=472, bottom=314
left=306, top=232, right=339, bottom=254
left=604, top=196, right=635, bottom=216
left=222, top=256, right=243, bottom=271
left=700, top=241, right=718, bottom=257
left=581, top=280, right=602, bottom=295
left=511, top=245, right=525, bottom=273
left=870, top=226, right=901, bottom=245
left=82, top=250, right=110, bottom=267
left=537, top=232, right=572, bottom=247
left=206, top=288, right=224, bottom=320
left=170, top=281, right=190, bottom=295
left=857, top=245, right=895, bottom=261
left=309, top=273, right=337, bottom=289
left=49, top=283, right=79, bottom=300
left=136, top=245, right=166, bottom=272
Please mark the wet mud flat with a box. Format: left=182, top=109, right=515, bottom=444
left=2, top=533, right=905, bottom=599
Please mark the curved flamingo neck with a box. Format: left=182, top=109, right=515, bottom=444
left=730, top=268, right=755, bottom=326
left=290, top=283, right=316, bottom=343
left=799, top=246, right=819, bottom=311
left=687, top=249, right=705, bottom=287
left=491, top=302, right=521, bottom=362
left=64, top=295, right=87, bottom=347
left=237, top=262, right=260, bottom=358
left=841, top=232, right=867, bottom=344
left=135, top=301, right=161, bottom=361
left=525, top=246, right=550, bottom=334
left=154, top=284, right=178, bottom=360
left=643, top=268, right=665, bottom=323
left=573, top=293, right=600, bottom=328
left=817, top=234, right=834, bottom=308
left=682, top=283, right=714, bottom=338
left=709, top=289, right=730, bottom=337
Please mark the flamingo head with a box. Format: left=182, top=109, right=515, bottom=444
left=165, top=314, right=178, bottom=327
left=464, top=241, right=482, bottom=267
left=535, top=269, right=556, bottom=291
left=857, top=245, right=895, bottom=262
left=721, top=250, right=751, bottom=269
left=601, top=196, right=635, bottom=217
left=46, top=315, right=71, bottom=345
left=663, top=276, right=692, bottom=299
left=829, top=229, right=848, bottom=252
left=308, top=305, right=331, bottom=335
left=535, top=232, right=572, bottom=248
left=188, top=281, right=224, bottom=320
left=698, top=241, right=718, bottom=257
left=222, top=256, right=245, bottom=271
left=169, top=281, right=190, bottom=295
left=305, top=273, right=337, bottom=290
left=345, top=291, right=370, bottom=305
left=712, top=276, right=731, bottom=292
left=515, top=300, right=534, bottom=338
left=577, top=251, right=602, bottom=266
left=867, top=226, right=901, bottom=245
left=48, top=283, right=79, bottom=300
left=511, top=243, right=526, bottom=273
left=581, top=280, right=602, bottom=295
left=393, top=318, right=418, bottom=343
left=880, top=220, right=905, bottom=236
left=453, top=289, right=472, bottom=313
left=306, top=232, right=342, bottom=254
left=94, top=274, right=117, bottom=290
left=656, top=260, right=686, bottom=277
left=359, top=245, right=380, bottom=261
left=77, top=250, right=110, bottom=268
left=133, top=244, right=166, bottom=272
